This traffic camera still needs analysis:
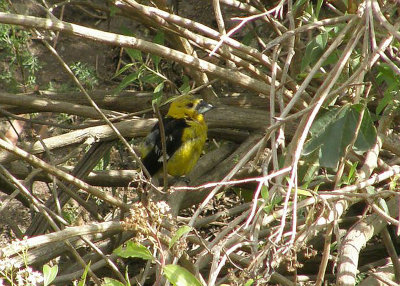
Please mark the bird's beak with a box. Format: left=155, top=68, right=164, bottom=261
left=196, top=100, right=214, bottom=114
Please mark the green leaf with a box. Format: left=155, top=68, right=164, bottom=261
left=348, top=161, right=358, bottom=180
left=376, top=91, right=393, bottom=115
left=109, top=6, right=120, bottom=17
left=142, top=73, right=163, bottom=84
left=322, top=51, right=340, bottom=67
left=119, top=26, right=134, bottom=37
left=299, top=147, right=320, bottom=185
left=293, top=0, right=309, bottom=12
left=103, top=149, right=111, bottom=170
left=169, top=226, right=192, bottom=249
left=353, top=106, right=377, bottom=154
left=244, top=279, right=254, bottom=286
left=126, top=48, right=143, bottom=62
left=125, top=267, right=131, bottom=286
left=376, top=63, right=400, bottom=114
left=102, top=277, right=126, bottom=286
left=263, top=193, right=282, bottom=214
left=152, top=94, right=163, bottom=106
left=367, top=186, right=390, bottom=214
left=163, top=265, right=202, bottom=286
left=179, top=75, right=191, bottom=94
left=115, top=71, right=139, bottom=93
left=376, top=64, right=400, bottom=86
left=152, top=30, right=164, bottom=67
left=315, top=0, right=323, bottom=18
left=153, top=30, right=165, bottom=45
left=260, top=185, right=269, bottom=200
left=342, top=162, right=358, bottom=185
left=154, top=81, right=165, bottom=94
left=43, top=264, right=58, bottom=286
left=233, top=188, right=253, bottom=202
left=78, top=261, right=91, bottom=286
left=241, top=30, right=254, bottom=46
left=296, top=188, right=313, bottom=197
left=301, top=31, right=328, bottom=72
left=303, top=104, right=376, bottom=170
left=114, top=241, right=154, bottom=260
left=112, top=63, right=136, bottom=79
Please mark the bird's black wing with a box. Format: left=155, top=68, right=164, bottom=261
left=142, top=117, right=188, bottom=175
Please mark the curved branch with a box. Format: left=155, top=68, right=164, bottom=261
left=0, top=12, right=273, bottom=96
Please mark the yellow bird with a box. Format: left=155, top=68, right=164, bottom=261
left=141, top=95, right=213, bottom=177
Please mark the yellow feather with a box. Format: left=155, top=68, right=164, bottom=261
left=141, top=95, right=213, bottom=177
left=166, top=119, right=208, bottom=176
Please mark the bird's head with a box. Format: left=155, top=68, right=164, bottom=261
left=167, top=95, right=213, bottom=122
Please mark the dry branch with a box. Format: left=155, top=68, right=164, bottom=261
left=336, top=196, right=400, bottom=285
left=2, top=221, right=124, bottom=257
left=1, top=0, right=400, bottom=285
left=0, top=12, right=279, bottom=98
left=0, top=91, right=123, bottom=119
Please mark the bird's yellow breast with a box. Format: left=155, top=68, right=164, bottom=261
left=141, top=95, right=212, bottom=177
left=166, top=119, right=207, bottom=176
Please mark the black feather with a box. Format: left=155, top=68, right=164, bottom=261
left=142, top=117, right=188, bottom=175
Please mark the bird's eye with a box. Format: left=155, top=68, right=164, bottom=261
left=186, top=102, right=194, bottom=108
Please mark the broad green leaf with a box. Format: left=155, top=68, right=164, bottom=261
left=43, top=264, right=58, bottom=286
left=126, top=48, right=143, bottom=62
left=352, top=106, right=377, bottom=154
left=301, top=31, right=328, bottom=72
left=322, top=51, right=340, bottom=67
left=114, top=241, right=154, bottom=260
left=303, top=104, right=376, bottom=170
left=244, top=279, right=254, bottom=286
left=169, top=225, right=192, bottom=249
left=376, top=64, right=399, bottom=87
left=102, top=277, right=125, bottom=286
left=376, top=64, right=400, bottom=114
left=163, top=264, right=202, bottom=286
